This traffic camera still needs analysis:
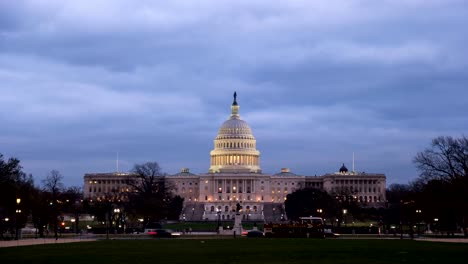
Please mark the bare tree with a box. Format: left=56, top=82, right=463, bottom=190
left=42, top=170, right=64, bottom=240
left=414, top=136, right=468, bottom=182
left=126, top=162, right=182, bottom=227
left=414, top=136, right=468, bottom=237
left=128, top=162, right=167, bottom=196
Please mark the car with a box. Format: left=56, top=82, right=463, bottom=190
left=246, top=230, right=264, bottom=238
left=148, top=229, right=181, bottom=238
left=324, top=229, right=340, bottom=238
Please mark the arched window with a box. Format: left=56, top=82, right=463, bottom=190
left=210, top=206, right=215, bottom=212
left=225, top=206, right=229, bottom=212
left=253, top=206, right=257, bottom=212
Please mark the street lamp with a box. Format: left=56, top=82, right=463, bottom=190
left=15, top=198, right=21, bottom=240
left=114, top=208, right=121, bottom=234
left=71, top=218, right=76, bottom=234
left=415, top=209, right=422, bottom=235
left=217, top=210, right=221, bottom=233
left=343, top=209, right=348, bottom=227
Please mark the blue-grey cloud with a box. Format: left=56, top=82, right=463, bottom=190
left=1, top=0, right=468, bottom=187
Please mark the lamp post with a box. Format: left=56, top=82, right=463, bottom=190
left=70, top=218, right=76, bottom=236
left=15, top=198, right=21, bottom=240
left=217, top=210, right=221, bottom=233
left=114, top=208, right=120, bottom=234
left=415, top=209, right=422, bottom=235
left=343, top=209, right=347, bottom=227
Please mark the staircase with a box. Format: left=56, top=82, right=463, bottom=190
left=181, top=202, right=205, bottom=221
left=263, top=203, right=286, bottom=222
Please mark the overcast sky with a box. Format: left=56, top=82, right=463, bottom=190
left=1, top=0, right=467, bottom=187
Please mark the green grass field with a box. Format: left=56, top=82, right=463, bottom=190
left=1, top=239, right=467, bottom=264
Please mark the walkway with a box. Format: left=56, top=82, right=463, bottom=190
left=0, top=238, right=96, bottom=248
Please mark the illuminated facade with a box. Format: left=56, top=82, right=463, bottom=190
left=84, top=93, right=386, bottom=221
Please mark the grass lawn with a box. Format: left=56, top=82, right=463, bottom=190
left=1, top=239, right=467, bottom=264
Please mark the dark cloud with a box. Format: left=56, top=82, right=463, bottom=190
left=1, top=1, right=468, bottom=186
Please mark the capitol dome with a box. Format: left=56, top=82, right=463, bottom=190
left=209, top=92, right=261, bottom=173
left=217, top=118, right=253, bottom=138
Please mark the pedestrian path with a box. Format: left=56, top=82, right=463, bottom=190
left=0, top=238, right=96, bottom=248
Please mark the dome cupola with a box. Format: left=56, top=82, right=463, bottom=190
left=339, top=163, right=349, bottom=174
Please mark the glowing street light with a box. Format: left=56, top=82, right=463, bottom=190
left=15, top=198, right=21, bottom=240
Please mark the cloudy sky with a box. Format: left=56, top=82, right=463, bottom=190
left=1, top=0, right=467, bottom=187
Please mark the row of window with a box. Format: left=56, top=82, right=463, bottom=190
left=331, top=186, right=381, bottom=193
left=209, top=205, right=259, bottom=212
left=88, top=179, right=126, bottom=184
left=88, top=187, right=128, bottom=193
left=215, top=142, right=255, bottom=149
left=334, top=179, right=379, bottom=185
left=175, top=182, right=198, bottom=186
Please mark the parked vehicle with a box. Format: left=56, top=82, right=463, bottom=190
left=147, top=229, right=181, bottom=238
left=246, top=230, right=264, bottom=238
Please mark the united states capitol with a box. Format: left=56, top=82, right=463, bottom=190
left=84, top=93, right=386, bottom=222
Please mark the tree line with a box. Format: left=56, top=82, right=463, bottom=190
left=284, top=136, right=468, bottom=237
left=0, top=157, right=183, bottom=240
